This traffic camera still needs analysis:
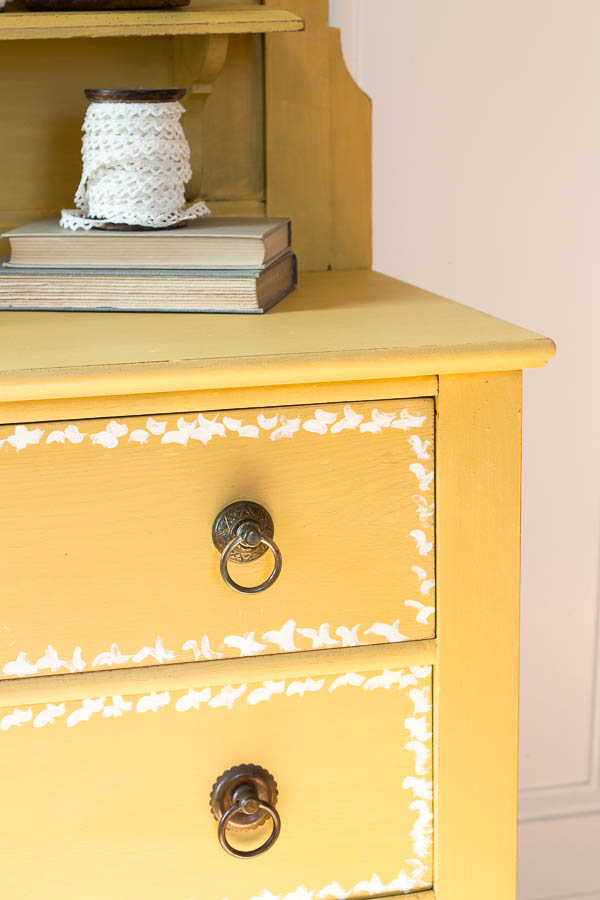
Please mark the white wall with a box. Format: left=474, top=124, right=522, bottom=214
left=329, top=2, right=600, bottom=897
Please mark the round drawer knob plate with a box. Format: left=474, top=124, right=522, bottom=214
left=212, top=501, right=282, bottom=594
left=210, top=763, right=281, bottom=859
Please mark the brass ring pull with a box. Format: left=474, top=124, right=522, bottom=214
left=212, top=502, right=282, bottom=594
left=218, top=787, right=281, bottom=859
left=210, top=764, right=281, bottom=859
left=220, top=528, right=282, bottom=594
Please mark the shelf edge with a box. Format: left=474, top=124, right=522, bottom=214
left=0, top=336, right=557, bottom=404
left=0, top=7, right=305, bottom=40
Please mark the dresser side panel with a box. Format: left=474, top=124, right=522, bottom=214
left=435, top=371, right=522, bottom=899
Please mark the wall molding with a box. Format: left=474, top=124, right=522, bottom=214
left=519, top=568, right=600, bottom=822
left=519, top=781, right=600, bottom=822
left=535, top=893, right=600, bottom=900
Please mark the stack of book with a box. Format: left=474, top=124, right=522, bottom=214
left=0, top=217, right=297, bottom=313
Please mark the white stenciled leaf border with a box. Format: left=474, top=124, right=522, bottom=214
left=1, top=666, right=433, bottom=888
left=215, top=860, right=430, bottom=900
left=3, top=614, right=434, bottom=679
left=0, top=405, right=430, bottom=451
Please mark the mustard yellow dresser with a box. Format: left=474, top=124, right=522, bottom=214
left=0, top=3, right=555, bottom=899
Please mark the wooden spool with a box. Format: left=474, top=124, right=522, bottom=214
left=84, top=88, right=189, bottom=231
left=84, top=88, right=186, bottom=104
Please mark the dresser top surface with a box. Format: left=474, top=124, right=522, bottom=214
left=0, top=269, right=555, bottom=402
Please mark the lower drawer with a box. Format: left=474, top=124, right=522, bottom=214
left=1, top=663, right=433, bottom=900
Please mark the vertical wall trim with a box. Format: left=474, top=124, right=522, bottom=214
left=518, top=584, right=600, bottom=821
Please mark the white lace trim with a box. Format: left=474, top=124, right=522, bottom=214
left=60, top=100, right=210, bottom=230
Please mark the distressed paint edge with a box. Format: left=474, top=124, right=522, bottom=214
left=0, top=638, right=437, bottom=708
left=0, top=376, right=439, bottom=426
left=3, top=608, right=437, bottom=678
left=211, top=871, right=434, bottom=900
left=266, top=890, right=436, bottom=900
left=0, top=339, right=556, bottom=404
left=0, top=9, right=305, bottom=41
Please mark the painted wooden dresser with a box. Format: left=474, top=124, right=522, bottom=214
left=0, top=2, right=555, bottom=899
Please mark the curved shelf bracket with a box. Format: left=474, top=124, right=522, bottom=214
left=173, top=32, right=230, bottom=198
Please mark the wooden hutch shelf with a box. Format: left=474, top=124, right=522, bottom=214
left=0, top=3, right=304, bottom=40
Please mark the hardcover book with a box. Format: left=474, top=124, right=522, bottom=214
left=0, top=251, right=297, bottom=313
left=2, top=217, right=292, bottom=270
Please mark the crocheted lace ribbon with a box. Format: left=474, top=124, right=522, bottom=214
left=60, top=101, right=210, bottom=230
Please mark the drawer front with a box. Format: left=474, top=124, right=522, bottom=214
left=1, top=398, right=435, bottom=679
left=0, top=664, right=433, bottom=899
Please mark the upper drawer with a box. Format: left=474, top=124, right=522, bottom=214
left=1, top=398, right=435, bottom=679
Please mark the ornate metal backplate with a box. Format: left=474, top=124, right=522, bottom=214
left=212, top=501, right=275, bottom=564
left=210, top=764, right=279, bottom=831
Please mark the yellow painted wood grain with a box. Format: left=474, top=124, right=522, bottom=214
left=0, top=271, right=555, bottom=405
left=435, top=372, right=522, bottom=900
left=0, top=6, right=305, bottom=41
left=0, top=666, right=433, bottom=899
left=192, top=31, right=266, bottom=207
left=329, top=26, right=372, bottom=270
left=264, top=0, right=371, bottom=271
left=265, top=0, right=333, bottom=271
left=0, top=637, right=437, bottom=709
left=0, top=398, right=435, bottom=680
left=0, top=375, right=438, bottom=426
